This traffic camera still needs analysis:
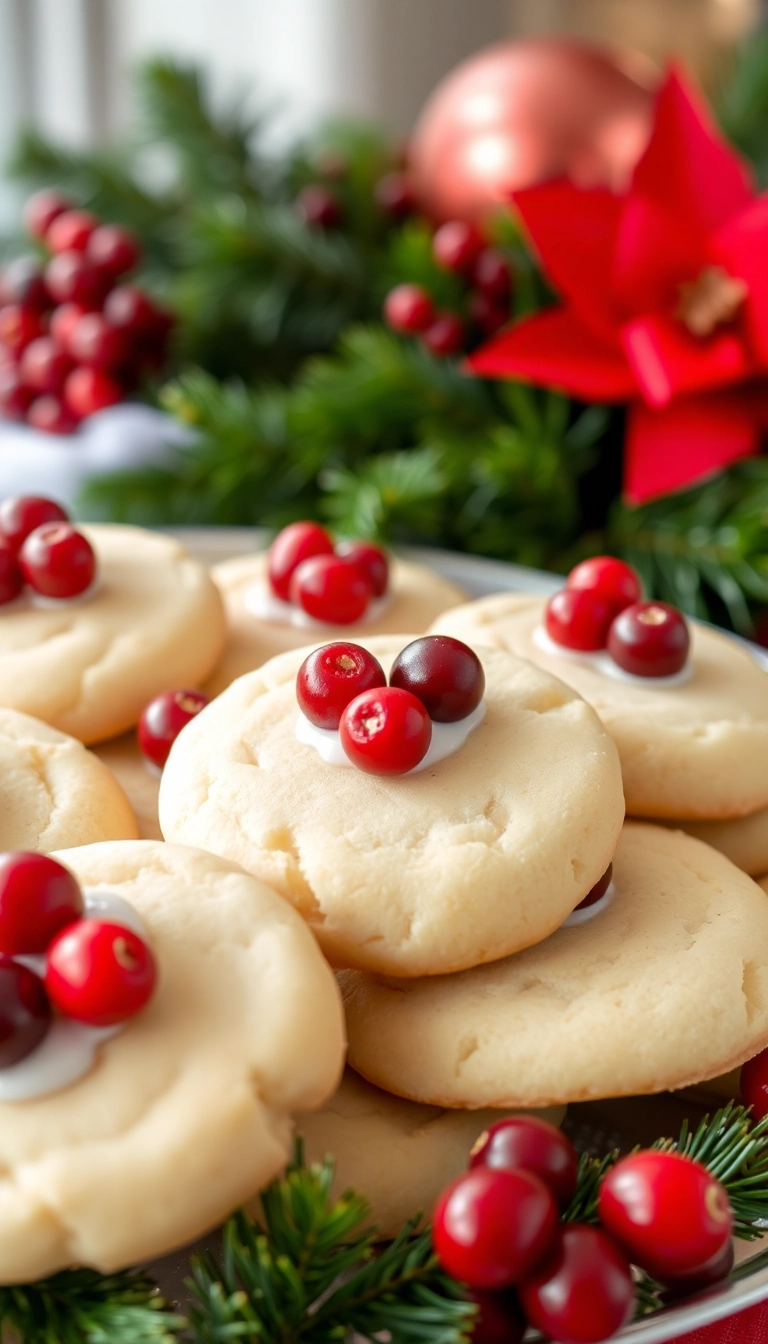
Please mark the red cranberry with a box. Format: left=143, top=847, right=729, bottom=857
left=433, top=1166, right=558, bottom=1289
left=567, top=556, right=642, bottom=611
left=661, top=1239, right=735, bottom=1299
left=520, top=1224, right=635, bottom=1344
left=0, top=852, right=83, bottom=954
left=390, top=635, right=485, bottom=722
left=137, top=689, right=209, bottom=768
left=384, top=283, right=434, bottom=334
left=473, top=249, right=512, bottom=301
left=46, top=208, right=98, bottom=255
left=103, top=285, right=159, bottom=337
left=64, top=366, right=123, bottom=418
left=86, top=224, right=141, bottom=279
left=423, top=312, right=464, bottom=357
left=598, top=1150, right=733, bottom=1280
left=0, top=959, right=51, bottom=1067
left=297, top=642, right=386, bottom=729
left=433, top=220, right=484, bottom=273
left=267, top=522, right=334, bottom=601
left=466, top=1290, right=527, bottom=1344
left=297, top=185, right=343, bottom=229
left=741, top=1046, right=768, bottom=1120
left=0, top=304, right=43, bottom=355
left=46, top=919, right=157, bottom=1027
left=68, top=313, right=128, bottom=369
left=45, top=252, right=106, bottom=307
left=27, top=396, right=79, bottom=435
left=19, top=522, right=96, bottom=599
left=374, top=171, right=416, bottom=219
left=574, top=864, right=613, bottom=911
left=290, top=555, right=372, bottom=625
left=0, top=366, right=34, bottom=421
left=20, top=337, right=73, bottom=395
left=0, top=256, right=50, bottom=312
left=50, top=302, right=91, bottom=353
left=607, top=602, right=690, bottom=678
left=468, top=291, right=508, bottom=336
left=334, top=540, right=389, bottom=596
left=470, top=1117, right=578, bottom=1208
left=340, top=686, right=432, bottom=775
left=23, top=189, right=72, bottom=242
left=544, top=588, right=616, bottom=651
left=0, top=496, right=69, bottom=551
left=0, top=542, right=22, bottom=604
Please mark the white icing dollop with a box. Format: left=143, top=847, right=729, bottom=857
left=562, top=880, right=615, bottom=928
left=296, top=699, right=487, bottom=774
left=533, top=624, right=693, bottom=688
left=0, top=576, right=101, bottom=615
left=0, top=890, right=147, bottom=1104
left=245, top=579, right=391, bottom=630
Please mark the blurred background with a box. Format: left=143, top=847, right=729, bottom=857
left=2, top=0, right=768, bottom=637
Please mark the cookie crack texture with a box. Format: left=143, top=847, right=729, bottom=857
left=742, top=959, right=768, bottom=1027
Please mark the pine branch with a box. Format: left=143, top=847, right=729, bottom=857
left=0, top=1268, right=183, bottom=1344
left=717, top=24, right=768, bottom=187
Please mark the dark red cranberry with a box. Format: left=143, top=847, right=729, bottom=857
left=340, top=686, right=432, bottom=775
left=520, top=1224, right=635, bottom=1344
left=103, top=285, right=160, bottom=337
left=267, top=521, right=334, bottom=602
left=741, top=1046, right=768, bottom=1121
left=297, top=642, right=386, bottom=729
left=390, top=635, right=485, bottom=722
left=46, top=209, right=98, bottom=255
left=23, top=189, right=73, bottom=242
left=574, top=864, right=613, bottom=910
left=374, top=171, right=417, bottom=219
left=607, top=602, right=690, bottom=678
left=433, top=221, right=484, bottom=273
left=49, top=303, right=91, bottom=354
left=0, top=542, right=22, bottom=604
left=468, top=291, right=509, bottom=336
left=422, top=312, right=464, bottom=356
left=19, top=337, right=73, bottom=395
left=470, top=1117, right=578, bottom=1208
left=472, top=249, right=512, bottom=301
left=0, top=256, right=50, bottom=312
left=45, top=252, right=107, bottom=307
left=0, top=366, right=34, bottom=421
left=137, top=689, right=210, bottom=769
left=68, top=313, right=129, bottom=369
left=291, top=555, right=372, bottom=625
left=0, top=496, right=69, bottom=552
left=0, top=959, right=51, bottom=1067
left=0, top=852, right=84, bottom=954
left=465, top=1290, right=527, bottom=1344
left=433, top=1166, right=558, bottom=1288
left=0, top=305, right=43, bottom=356
left=544, top=588, right=615, bottom=651
left=662, top=1239, right=735, bottom=1300
left=384, top=284, right=434, bottom=334
left=296, top=185, right=343, bottom=229
left=334, top=540, right=389, bottom=596
left=19, top=522, right=96, bottom=598
left=27, top=396, right=79, bottom=434
left=86, top=224, right=141, bottom=279
left=64, top=366, right=123, bottom=418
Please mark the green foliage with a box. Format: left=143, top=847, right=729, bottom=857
left=0, top=1268, right=182, bottom=1344
left=717, top=24, right=768, bottom=187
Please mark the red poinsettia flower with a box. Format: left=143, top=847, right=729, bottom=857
left=469, top=68, right=768, bottom=503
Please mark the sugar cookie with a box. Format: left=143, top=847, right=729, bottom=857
left=159, top=635, right=624, bottom=977
left=341, top=825, right=768, bottom=1107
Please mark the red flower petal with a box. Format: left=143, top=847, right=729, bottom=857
left=621, top=313, right=752, bottom=407
left=513, top=181, right=621, bottom=341
left=624, top=389, right=761, bottom=503
left=468, top=307, right=635, bottom=402
left=715, top=194, right=768, bottom=364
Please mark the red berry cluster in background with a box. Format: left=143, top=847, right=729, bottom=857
left=0, top=189, right=173, bottom=433
left=267, top=521, right=390, bottom=626
left=297, top=634, right=485, bottom=776
left=433, top=1117, right=735, bottom=1344
left=545, top=556, right=691, bottom=678
left=741, top=1045, right=768, bottom=1121
left=0, top=494, right=96, bottom=604
left=138, top=688, right=210, bottom=769
left=383, top=220, right=513, bottom=359
left=0, top=852, right=156, bottom=1067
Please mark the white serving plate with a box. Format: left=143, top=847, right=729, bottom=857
left=148, top=529, right=768, bottom=1340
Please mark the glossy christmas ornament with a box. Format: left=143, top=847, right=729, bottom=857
left=409, top=39, right=653, bottom=226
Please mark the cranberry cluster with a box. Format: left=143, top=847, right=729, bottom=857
left=545, top=556, right=691, bottom=678
left=434, top=1116, right=734, bottom=1344
left=0, top=853, right=156, bottom=1068
left=297, top=635, right=485, bottom=776
left=741, top=1045, right=768, bottom=1121
left=138, top=688, right=210, bottom=769
left=0, top=494, right=96, bottom=604
left=0, top=189, right=173, bottom=434
left=384, top=220, right=513, bottom=358
left=268, top=521, right=389, bottom=626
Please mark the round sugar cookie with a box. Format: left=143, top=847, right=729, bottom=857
left=207, top=553, right=466, bottom=694
left=0, top=708, right=137, bottom=849
left=340, top=824, right=768, bottom=1107
left=0, top=525, right=226, bottom=744
left=159, top=635, right=624, bottom=977
left=295, top=1068, right=565, bottom=1240
left=0, top=840, right=345, bottom=1284
left=431, top=594, right=768, bottom=819
left=654, top=806, right=768, bottom=877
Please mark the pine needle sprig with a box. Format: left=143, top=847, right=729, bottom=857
left=654, top=1101, right=768, bottom=1239
left=0, top=1267, right=183, bottom=1344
